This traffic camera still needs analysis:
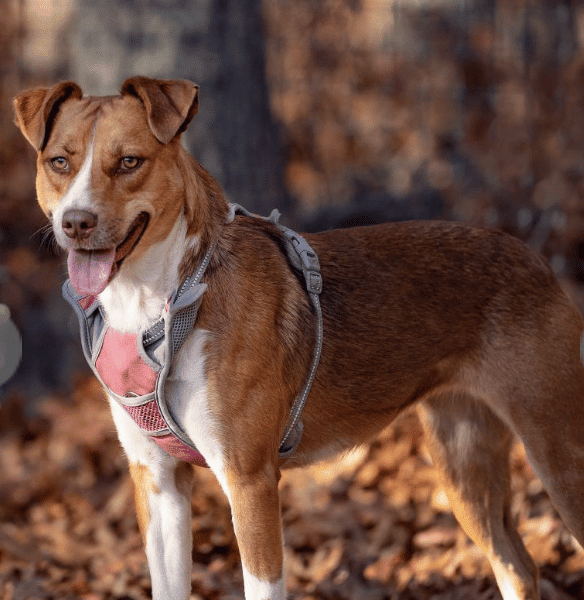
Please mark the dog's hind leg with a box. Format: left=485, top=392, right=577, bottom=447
left=472, top=305, right=584, bottom=561
left=481, top=330, right=584, bottom=561
left=416, top=394, right=540, bottom=600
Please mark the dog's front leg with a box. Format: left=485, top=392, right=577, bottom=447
left=108, top=400, right=194, bottom=600
left=224, top=463, right=285, bottom=600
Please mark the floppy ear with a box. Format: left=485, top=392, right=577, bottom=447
left=121, top=76, right=199, bottom=144
left=13, top=81, right=83, bottom=150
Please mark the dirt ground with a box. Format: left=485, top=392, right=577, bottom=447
left=0, top=374, right=583, bottom=600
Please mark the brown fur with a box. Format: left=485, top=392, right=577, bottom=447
left=14, top=78, right=584, bottom=600
left=226, top=465, right=284, bottom=582
left=129, top=462, right=158, bottom=543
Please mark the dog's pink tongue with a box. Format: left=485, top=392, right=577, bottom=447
left=68, top=249, right=116, bottom=296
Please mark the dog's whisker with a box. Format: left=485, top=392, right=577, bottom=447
left=31, top=223, right=61, bottom=256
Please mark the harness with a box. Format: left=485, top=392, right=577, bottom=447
left=62, top=204, right=323, bottom=467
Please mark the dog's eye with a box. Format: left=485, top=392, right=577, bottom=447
left=120, top=156, right=142, bottom=171
left=50, top=157, right=69, bottom=173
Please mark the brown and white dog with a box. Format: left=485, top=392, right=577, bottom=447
left=13, top=77, right=584, bottom=600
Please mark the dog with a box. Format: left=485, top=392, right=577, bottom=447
left=13, top=77, right=584, bottom=600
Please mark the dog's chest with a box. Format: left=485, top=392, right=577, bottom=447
left=74, top=256, right=224, bottom=467
left=99, top=276, right=169, bottom=333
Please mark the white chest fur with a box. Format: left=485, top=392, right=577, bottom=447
left=98, top=216, right=190, bottom=333
left=165, top=329, right=226, bottom=477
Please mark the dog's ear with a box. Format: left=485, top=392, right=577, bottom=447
left=13, top=81, right=83, bottom=151
left=121, top=77, right=199, bottom=144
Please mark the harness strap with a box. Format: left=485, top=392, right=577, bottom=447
left=141, top=236, right=219, bottom=349
left=149, top=239, right=218, bottom=454
left=226, top=203, right=323, bottom=458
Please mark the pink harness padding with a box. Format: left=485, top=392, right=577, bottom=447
left=153, top=434, right=209, bottom=466
left=96, top=329, right=158, bottom=397
left=95, top=327, right=208, bottom=466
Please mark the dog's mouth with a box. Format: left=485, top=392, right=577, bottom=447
left=67, top=212, right=150, bottom=296
left=113, top=212, right=150, bottom=267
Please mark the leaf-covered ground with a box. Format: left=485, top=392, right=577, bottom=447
left=1, top=375, right=583, bottom=600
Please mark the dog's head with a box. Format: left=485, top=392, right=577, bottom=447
left=13, top=77, right=200, bottom=295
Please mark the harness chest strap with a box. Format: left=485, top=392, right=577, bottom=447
left=62, top=204, right=323, bottom=465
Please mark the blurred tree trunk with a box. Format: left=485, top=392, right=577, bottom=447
left=68, top=0, right=289, bottom=216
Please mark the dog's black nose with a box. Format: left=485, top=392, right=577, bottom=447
left=62, top=209, right=98, bottom=240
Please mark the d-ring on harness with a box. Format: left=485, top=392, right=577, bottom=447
left=63, top=203, right=323, bottom=467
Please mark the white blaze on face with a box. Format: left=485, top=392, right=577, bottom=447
left=53, top=135, right=96, bottom=245
left=53, top=133, right=119, bottom=297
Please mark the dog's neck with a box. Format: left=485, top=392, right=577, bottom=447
left=95, top=149, right=228, bottom=334
left=98, top=214, right=196, bottom=333
left=175, top=152, right=228, bottom=281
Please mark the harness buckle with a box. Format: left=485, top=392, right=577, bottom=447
left=289, top=233, right=322, bottom=295
left=306, top=270, right=323, bottom=295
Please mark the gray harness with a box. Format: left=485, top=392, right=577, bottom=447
left=63, top=204, right=323, bottom=464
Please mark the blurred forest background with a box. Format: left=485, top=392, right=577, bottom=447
left=1, top=0, right=584, bottom=599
